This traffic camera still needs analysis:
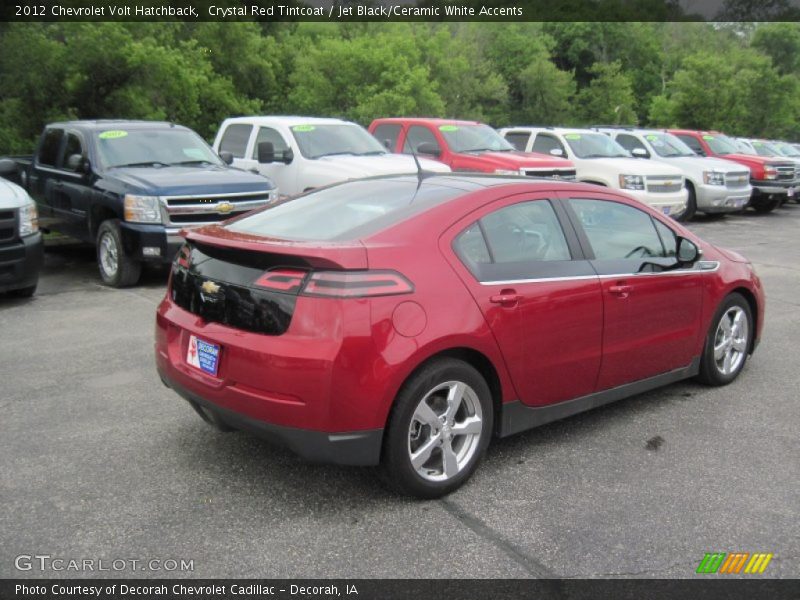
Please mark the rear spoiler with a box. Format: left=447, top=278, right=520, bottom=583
left=184, top=225, right=369, bottom=270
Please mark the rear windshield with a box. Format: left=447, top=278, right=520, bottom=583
left=226, top=178, right=465, bottom=242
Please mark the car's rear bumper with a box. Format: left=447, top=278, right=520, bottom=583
left=158, top=370, right=383, bottom=466
left=0, top=232, right=43, bottom=293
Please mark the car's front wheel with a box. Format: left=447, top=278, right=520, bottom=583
left=698, top=293, right=753, bottom=386
left=381, top=358, right=493, bottom=499
left=96, top=219, right=141, bottom=287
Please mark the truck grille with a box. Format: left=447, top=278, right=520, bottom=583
left=776, top=165, right=795, bottom=182
left=646, top=176, right=683, bottom=194
left=0, top=210, right=16, bottom=243
left=725, top=172, right=750, bottom=188
left=163, top=191, right=272, bottom=228
left=521, top=169, right=577, bottom=180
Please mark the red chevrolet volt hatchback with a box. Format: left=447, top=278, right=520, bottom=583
left=155, top=174, right=764, bottom=498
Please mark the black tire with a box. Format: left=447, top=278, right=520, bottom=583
left=750, top=193, right=779, bottom=214
left=676, top=183, right=697, bottom=222
left=697, top=293, right=753, bottom=386
left=96, top=219, right=141, bottom=287
left=9, top=284, right=37, bottom=298
left=381, top=358, right=493, bottom=499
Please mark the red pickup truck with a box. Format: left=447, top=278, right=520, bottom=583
left=369, top=118, right=576, bottom=180
left=669, top=129, right=796, bottom=213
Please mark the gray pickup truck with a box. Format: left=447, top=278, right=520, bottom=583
left=0, top=178, right=43, bottom=297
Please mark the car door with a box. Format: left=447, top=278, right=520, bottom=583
left=446, top=193, right=603, bottom=407
left=562, top=194, right=704, bottom=391
left=51, top=129, right=93, bottom=241
left=401, top=125, right=447, bottom=165
left=240, top=126, right=296, bottom=196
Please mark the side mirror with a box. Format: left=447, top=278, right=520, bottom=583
left=257, top=141, right=275, bottom=164
left=219, top=151, right=234, bottom=165
left=0, top=158, right=18, bottom=176
left=632, top=148, right=650, bottom=159
left=383, top=139, right=393, bottom=150
left=549, top=148, right=564, bottom=157
left=415, top=142, right=441, bottom=157
left=677, top=236, right=700, bottom=264
left=282, top=147, right=294, bottom=164
left=66, top=153, right=84, bottom=172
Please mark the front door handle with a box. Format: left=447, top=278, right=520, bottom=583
left=490, top=290, right=521, bottom=307
left=609, top=283, right=632, bottom=297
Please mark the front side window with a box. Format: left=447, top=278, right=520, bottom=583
left=569, top=199, right=670, bottom=260
left=561, top=132, right=629, bottom=159
left=675, top=134, right=705, bottom=155
left=217, top=124, right=253, bottom=159
left=372, top=124, right=402, bottom=151
left=453, top=200, right=571, bottom=281
left=252, top=127, right=289, bottom=159
left=403, top=126, right=440, bottom=154
left=61, top=133, right=85, bottom=171
left=616, top=134, right=648, bottom=156
left=531, top=134, right=566, bottom=156
left=291, top=123, right=386, bottom=159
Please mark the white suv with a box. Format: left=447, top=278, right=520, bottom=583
left=601, top=128, right=752, bottom=220
left=499, top=127, right=687, bottom=217
left=213, top=116, right=450, bottom=198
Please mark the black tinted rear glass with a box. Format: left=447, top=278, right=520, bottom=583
left=227, top=178, right=466, bottom=241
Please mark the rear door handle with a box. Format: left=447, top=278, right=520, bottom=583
left=490, top=290, right=521, bottom=307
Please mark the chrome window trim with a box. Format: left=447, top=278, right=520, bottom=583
left=478, top=261, right=720, bottom=286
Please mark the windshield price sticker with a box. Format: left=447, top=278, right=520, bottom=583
left=439, top=125, right=459, bottom=132
left=98, top=130, right=128, bottom=140
left=292, top=125, right=316, bottom=132
left=564, top=133, right=582, bottom=140
left=703, top=135, right=715, bottom=140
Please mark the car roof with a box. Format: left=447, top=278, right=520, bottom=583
left=223, top=116, right=355, bottom=127
left=371, top=117, right=482, bottom=126
left=501, top=126, right=606, bottom=135
left=46, top=120, right=189, bottom=131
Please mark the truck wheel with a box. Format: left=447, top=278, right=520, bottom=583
left=96, top=220, right=141, bottom=287
left=750, top=193, right=779, bottom=214
left=676, top=183, right=697, bottom=222
left=381, top=358, right=493, bottom=499
left=10, top=284, right=37, bottom=298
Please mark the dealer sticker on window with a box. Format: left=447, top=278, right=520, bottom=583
left=186, top=335, right=221, bottom=376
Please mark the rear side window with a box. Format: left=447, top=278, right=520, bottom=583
left=218, top=124, right=252, bottom=158
left=453, top=200, right=572, bottom=281
left=38, top=128, right=63, bottom=166
left=372, top=124, right=402, bottom=151
left=403, top=126, right=440, bottom=154
left=61, top=133, right=85, bottom=171
left=504, top=132, right=530, bottom=151
left=227, top=178, right=464, bottom=242
left=531, top=134, right=566, bottom=156
left=569, top=199, right=669, bottom=259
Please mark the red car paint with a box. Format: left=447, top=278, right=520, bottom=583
left=369, top=117, right=576, bottom=178
left=155, top=175, right=764, bottom=466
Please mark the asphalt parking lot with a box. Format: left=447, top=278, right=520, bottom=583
left=2, top=204, right=799, bottom=579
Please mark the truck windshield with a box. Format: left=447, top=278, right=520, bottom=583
left=750, top=141, right=782, bottom=157
left=563, top=133, right=629, bottom=158
left=704, top=134, right=740, bottom=156
left=438, top=124, right=514, bottom=153
left=772, top=142, right=800, bottom=157
left=96, top=128, right=223, bottom=169
left=645, top=133, right=696, bottom=158
left=290, top=124, right=387, bottom=159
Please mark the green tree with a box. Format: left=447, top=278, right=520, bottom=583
left=751, top=22, right=800, bottom=75
left=577, top=61, right=637, bottom=125
left=516, top=57, right=576, bottom=125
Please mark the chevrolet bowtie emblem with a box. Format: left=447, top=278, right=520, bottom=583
left=216, top=201, right=235, bottom=214
left=201, top=280, right=220, bottom=295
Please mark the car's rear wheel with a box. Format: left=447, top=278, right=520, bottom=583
left=97, top=219, right=141, bottom=287
left=381, top=358, right=493, bottom=499
left=697, top=293, right=753, bottom=386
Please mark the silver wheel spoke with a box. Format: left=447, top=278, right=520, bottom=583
left=445, top=382, right=465, bottom=422
left=720, top=317, right=732, bottom=336
left=451, top=415, right=482, bottom=436
left=732, top=337, right=748, bottom=353
left=723, top=350, right=733, bottom=374
left=442, top=440, right=458, bottom=478
left=410, top=435, right=439, bottom=470
left=714, top=341, right=727, bottom=361
left=413, top=401, right=440, bottom=429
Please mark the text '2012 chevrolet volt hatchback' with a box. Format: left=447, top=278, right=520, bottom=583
left=155, top=174, right=764, bottom=498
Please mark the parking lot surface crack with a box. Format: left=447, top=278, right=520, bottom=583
left=440, top=498, right=558, bottom=580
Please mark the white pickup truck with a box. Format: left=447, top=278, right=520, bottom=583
left=601, top=128, right=752, bottom=220
left=213, top=116, right=450, bottom=198
left=499, top=127, right=688, bottom=218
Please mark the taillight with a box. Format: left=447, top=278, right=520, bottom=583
left=176, top=244, right=190, bottom=268
left=253, top=268, right=307, bottom=293
left=301, top=270, right=413, bottom=298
